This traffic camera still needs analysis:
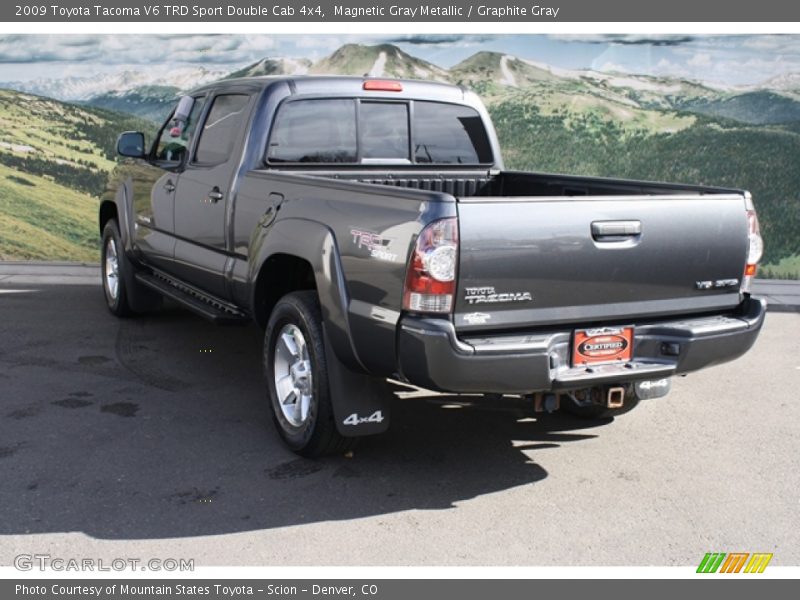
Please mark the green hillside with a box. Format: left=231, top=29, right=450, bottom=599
left=680, top=91, right=800, bottom=125
left=0, top=89, right=154, bottom=261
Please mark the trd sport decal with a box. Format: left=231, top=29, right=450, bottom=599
left=350, top=228, right=398, bottom=262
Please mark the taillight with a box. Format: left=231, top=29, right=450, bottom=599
left=742, top=195, right=763, bottom=293
left=403, top=218, right=458, bottom=313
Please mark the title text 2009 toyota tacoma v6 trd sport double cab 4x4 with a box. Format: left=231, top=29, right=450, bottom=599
left=101, top=76, right=766, bottom=456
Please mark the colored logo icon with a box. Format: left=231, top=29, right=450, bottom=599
left=697, top=552, right=773, bottom=573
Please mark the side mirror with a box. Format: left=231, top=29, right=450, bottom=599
left=117, top=131, right=146, bottom=158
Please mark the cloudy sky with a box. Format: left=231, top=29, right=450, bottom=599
left=0, top=34, right=799, bottom=86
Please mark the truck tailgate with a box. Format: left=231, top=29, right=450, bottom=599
left=454, top=194, right=749, bottom=332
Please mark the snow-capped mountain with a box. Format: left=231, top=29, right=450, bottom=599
left=3, top=67, right=226, bottom=102
left=225, top=57, right=312, bottom=79
left=310, top=44, right=449, bottom=81
left=760, top=72, right=800, bottom=92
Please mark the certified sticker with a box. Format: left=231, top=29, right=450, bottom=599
left=572, top=327, right=633, bottom=366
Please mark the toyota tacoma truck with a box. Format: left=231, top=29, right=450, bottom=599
left=101, top=76, right=766, bottom=456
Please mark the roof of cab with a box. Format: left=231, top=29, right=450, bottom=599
left=189, top=75, right=468, bottom=101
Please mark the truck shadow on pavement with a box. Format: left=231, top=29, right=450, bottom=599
left=1, top=286, right=610, bottom=540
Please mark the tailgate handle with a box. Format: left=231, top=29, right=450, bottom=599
left=207, top=187, right=224, bottom=203
left=592, top=220, right=641, bottom=239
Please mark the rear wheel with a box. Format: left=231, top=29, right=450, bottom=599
left=264, top=291, right=357, bottom=457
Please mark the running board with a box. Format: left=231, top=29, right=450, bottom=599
left=135, top=271, right=249, bottom=325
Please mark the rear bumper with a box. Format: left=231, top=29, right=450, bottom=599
left=397, top=296, right=767, bottom=394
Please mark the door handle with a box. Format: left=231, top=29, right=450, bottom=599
left=163, top=180, right=176, bottom=193
left=591, top=220, right=641, bottom=240
left=207, top=188, right=224, bottom=203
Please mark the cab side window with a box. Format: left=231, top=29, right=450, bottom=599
left=154, top=96, right=206, bottom=164
left=193, top=94, right=250, bottom=165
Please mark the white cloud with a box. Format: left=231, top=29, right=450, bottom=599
left=687, top=53, right=712, bottom=68
left=547, top=34, right=694, bottom=46
left=293, top=36, right=355, bottom=49
left=0, top=35, right=281, bottom=67
left=741, top=35, right=800, bottom=54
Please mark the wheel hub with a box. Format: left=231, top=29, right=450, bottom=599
left=104, top=237, right=120, bottom=301
left=273, top=324, right=314, bottom=427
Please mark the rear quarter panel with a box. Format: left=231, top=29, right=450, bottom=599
left=233, top=171, right=455, bottom=375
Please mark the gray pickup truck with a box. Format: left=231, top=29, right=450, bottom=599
left=102, top=76, right=766, bottom=456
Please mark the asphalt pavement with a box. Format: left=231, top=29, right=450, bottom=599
left=0, top=270, right=798, bottom=567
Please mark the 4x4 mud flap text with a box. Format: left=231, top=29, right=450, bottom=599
left=324, top=334, right=392, bottom=436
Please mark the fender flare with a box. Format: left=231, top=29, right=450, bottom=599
left=99, top=178, right=161, bottom=312
left=99, top=177, right=135, bottom=255
left=249, top=218, right=363, bottom=372
left=250, top=218, right=392, bottom=437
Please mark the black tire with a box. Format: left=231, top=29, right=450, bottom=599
left=101, top=220, right=162, bottom=317
left=560, top=389, right=640, bottom=420
left=264, top=291, right=357, bottom=457
left=101, top=220, right=135, bottom=317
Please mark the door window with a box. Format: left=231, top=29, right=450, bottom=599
left=193, top=94, right=251, bottom=165
left=153, top=96, right=206, bottom=164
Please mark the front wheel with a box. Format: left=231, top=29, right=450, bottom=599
left=264, top=291, right=357, bottom=457
left=101, top=220, right=134, bottom=317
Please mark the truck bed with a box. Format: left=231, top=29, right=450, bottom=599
left=285, top=168, right=743, bottom=199
left=271, top=168, right=748, bottom=333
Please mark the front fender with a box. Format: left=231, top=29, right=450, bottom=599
left=100, top=176, right=135, bottom=255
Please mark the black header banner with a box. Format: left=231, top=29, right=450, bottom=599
left=4, top=0, right=800, bottom=22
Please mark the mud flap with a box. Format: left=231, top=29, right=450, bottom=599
left=121, top=251, right=162, bottom=313
left=324, top=334, right=392, bottom=437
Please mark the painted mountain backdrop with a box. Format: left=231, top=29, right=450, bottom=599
left=1, top=41, right=799, bottom=277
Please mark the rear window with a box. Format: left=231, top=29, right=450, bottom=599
left=361, top=102, right=410, bottom=161
left=267, top=99, right=357, bottom=163
left=413, top=102, right=492, bottom=164
left=267, top=98, right=492, bottom=165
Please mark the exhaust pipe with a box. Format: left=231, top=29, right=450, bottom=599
left=607, top=386, right=625, bottom=409
left=533, top=393, right=560, bottom=413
